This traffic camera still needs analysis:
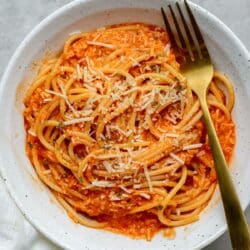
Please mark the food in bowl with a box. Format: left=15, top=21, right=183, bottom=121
left=23, top=23, right=235, bottom=240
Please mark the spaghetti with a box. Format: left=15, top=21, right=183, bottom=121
left=23, top=23, right=235, bottom=240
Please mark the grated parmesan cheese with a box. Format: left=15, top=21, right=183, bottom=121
left=87, top=41, right=116, bottom=49
left=63, top=117, right=94, bottom=126
left=83, top=83, right=96, bottom=92
left=165, top=133, right=179, bottom=138
left=139, top=193, right=151, bottom=200
left=95, top=154, right=120, bottom=160
left=160, top=133, right=179, bottom=141
left=122, top=87, right=140, bottom=96
left=129, top=57, right=141, bottom=67
left=92, top=33, right=101, bottom=42
left=45, top=89, right=65, bottom=99
left=115, top=145, right=122, bottom=162
left=83, top=66, right=90, bottom=83
left=59, top=83, right=79, bottom=116
left=110, top=125, right=127, bottom=137
left=100, top=134, right=106, bottom=141
left=144, top=166, right=153, bottom=192
left=164, top=43, right=171, bottom=55
left=105, top=125, right=111, bottom=139
left=196, top=150, right=206, bottom=157
left=183, top=143, right=203, bottom=151
left=109, top=195, right=121, bottom=201
left=119, top=185, right=132, bottom=194
left=133, top=184, right=142, bottom=189
left=43, top=98, right=52, bottom=103
left=28, top=129, right=36, bottom=137
left=125, top=148, right=134, bottom=157
left=102, top=161, right=114, bottom=173
left=164, top=114, right=178, bottom=124
left=91, top=180, right=115, bottom=187
left=45, top=87, right=78, bottom=117
left=169, top=153, right=185, bottom=165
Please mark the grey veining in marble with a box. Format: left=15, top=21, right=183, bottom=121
left=0, top=0, right=250, bottom=249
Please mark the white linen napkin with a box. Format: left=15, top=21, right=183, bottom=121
left=0, top=176, right=57, bottom=250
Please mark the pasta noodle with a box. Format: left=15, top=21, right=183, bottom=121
left=23, top=23, right=235, bottom=240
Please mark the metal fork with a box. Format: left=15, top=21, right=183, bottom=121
left=161, top=1, right=250, bottom=249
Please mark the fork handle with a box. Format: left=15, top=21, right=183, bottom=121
left=199, top=96, right=250, bottom=250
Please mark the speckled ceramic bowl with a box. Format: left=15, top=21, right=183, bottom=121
left=0, top=0, right=250, bottom=249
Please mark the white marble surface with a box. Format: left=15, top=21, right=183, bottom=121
left=0, top=0, right=250, bottom=249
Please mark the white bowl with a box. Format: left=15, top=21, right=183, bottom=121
left=1, top=0, right=250, bottom=249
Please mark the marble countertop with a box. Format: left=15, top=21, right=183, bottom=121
left=0, top=0, right=250, bottom=249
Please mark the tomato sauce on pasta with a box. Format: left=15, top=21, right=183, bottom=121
left=23, top=23, right=235, bottom=240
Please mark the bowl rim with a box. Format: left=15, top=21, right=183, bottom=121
left=0, top=0, right=250, bottom=249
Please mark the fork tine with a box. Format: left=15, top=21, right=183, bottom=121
left=184, top=0, right=209, bottom=57
left=161, top=7, right=178, bottom=51
left=168, top=5, right=186, bottom=50
left=176, top=2, right=195, bottom=61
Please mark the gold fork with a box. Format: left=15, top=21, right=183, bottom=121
left=161, top=1, right=250, bottom=249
